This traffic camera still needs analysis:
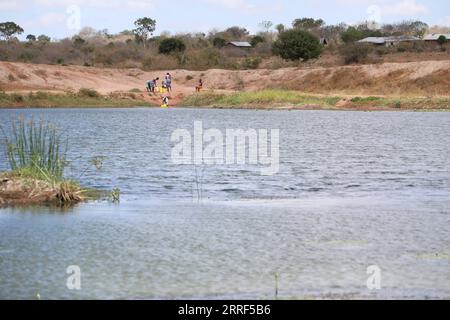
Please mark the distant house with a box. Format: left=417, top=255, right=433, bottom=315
left=358, top=36, right=420, bottom=47
left=227, top=41, right=252, bottom=48
left=423, top=34, right=450, bottom=48
left=224, top=41, right=252, bottom=56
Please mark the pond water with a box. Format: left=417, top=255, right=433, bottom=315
left=0, top=108, right=449, bottom=299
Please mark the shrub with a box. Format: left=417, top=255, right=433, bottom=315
left=186, top=75, right=194, bottom=81
left=10, top=93, right=24, bottom=103
left=341, top=27, right=364, bottom=44
left=351, top=96, right=380, bottom=103
left=35, top=91, right=49, bottom=99
left=250, top=35, right=265, bottom=47
left=213, top=37, right=227, bottom=48
left=241, top=57, right=262, bottom=69
left=19, top=52, right=34, bottom=62
left=159, top=38, right=186, bottom=54
left=437, top=35, right=447, bottom=46
left=340, top=43, right=371, bottom=65
left=272, top=29, right=322, bottom=61
left=78, top=88, right=100, bottom=98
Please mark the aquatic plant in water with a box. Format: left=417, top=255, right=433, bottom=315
left=4, top=118, right=68, bottom=181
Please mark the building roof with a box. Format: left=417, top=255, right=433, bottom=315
left=358, top=36, right=420, bottom=44
left=358, top=37, right=385, bottom=44
left=423, top=34, right=450, bottom=41
left=228, top=41, right=252, bottom=47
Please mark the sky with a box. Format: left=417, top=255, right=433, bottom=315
left=1, top=0, right=449, bottom=40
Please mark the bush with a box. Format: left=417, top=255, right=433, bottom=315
left=78, top=88, right=100, bottom=98
left=213, top=37, right=226, bottom=48
left=250, top=36, right=265, bottom=47
left=159, top=38, right=186, bottom=55
left=19, top=52, right=34, bottom=62
left=186, top=75, right=194, bottom=81
left=10, top=93, right=24, bottom=103
left=241, top=57, right=262, bottom=69
left=273, top=29, right=322, bottom=61
left=340, top=43, right=371, bottom=65
left=351, top=96, right=380, bottom=103
left=34, top=91, right=49, bottom=99
left=341, top=27, right=364, bottom=44
left=341, top=27, right=383, bottom=44
left=437, top=35, right=447, bottom=46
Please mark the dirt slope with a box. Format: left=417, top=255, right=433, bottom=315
left=1, top=60, right=449, bottom=105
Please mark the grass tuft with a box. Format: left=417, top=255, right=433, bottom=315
left=0, top=119, right=96, bottom=206
left=5, top=118, right=67, bottom=182
left=183, top=90, right=341, bottom=107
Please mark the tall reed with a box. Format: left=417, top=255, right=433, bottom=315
left=5, top=118, right=67, bottom=181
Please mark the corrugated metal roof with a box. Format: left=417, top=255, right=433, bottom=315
left=358, top=36, right=420, bottom=44
left=424, top=34, right=450, bottom=41
left=358, top=37, right=385, bottom=44
left=228, top=41, right=252, bottom=47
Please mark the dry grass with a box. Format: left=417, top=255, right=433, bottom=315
left=0, top=171, right=86, bottom=206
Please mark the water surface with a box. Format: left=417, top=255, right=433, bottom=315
left=0, top=108, right=449, bottom=299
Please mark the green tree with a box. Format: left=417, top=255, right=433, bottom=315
left=37, top=34, right=51, bottom=44
left=159, top=38, right=186, bottom=54
left=0, top=22, right=24, bottom=40
left=133, top=17, right=156, bottom=48
left=26, top=34, right=36, bottom=42
left=292, top=18, right=325, bottom=31
left=273, top=29, right=322, bottom=61
left=225, top=26, right=249, bottom=39
left=437, top=35, right=447, bottom=46
left=250, top=35, right=265, bottom=47
left=72, top=36, right=86, bottom=48
left=438, top=35, right=447, bottom=50
left=341, top=27, right=364, bottom=43
left=213, top=37, right=227, bottom=48
left=275, top=24, right=285, bottom=34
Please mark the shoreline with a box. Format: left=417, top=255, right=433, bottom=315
left=1, top=90, right=449, bottom=111
left=1, top=60, right=450, bottom=111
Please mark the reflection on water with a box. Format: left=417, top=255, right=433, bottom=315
left=0, top=108, right=449, bottom=299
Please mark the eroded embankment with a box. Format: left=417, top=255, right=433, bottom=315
left=0, top=60, right=449, bottom=108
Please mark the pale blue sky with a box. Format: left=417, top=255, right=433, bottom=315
left=1, top=0, right=449, bottom=39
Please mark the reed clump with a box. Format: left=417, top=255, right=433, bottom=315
left=1, top=119, right=88, bottom=206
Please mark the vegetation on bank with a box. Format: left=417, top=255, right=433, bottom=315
left=0, top=89, right=154, bottom=108
left=183, top=90, right=450, bottom=110
left=0, top=119, right=99, bottom=206
left=0, top=18, right=448, bottom=71
left=183, top=90, right=340, bottom=107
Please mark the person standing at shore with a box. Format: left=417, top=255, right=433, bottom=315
left=195, top=79, right=203, bottom=92
left=165, top=73, right=172, bottom=93
left=147, top=77, right=159, bottom=93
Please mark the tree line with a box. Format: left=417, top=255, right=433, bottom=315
left=0, top=17, right=447, bottom=70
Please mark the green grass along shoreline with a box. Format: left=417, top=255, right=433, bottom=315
left=1, top=89, right=450, bottom=110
